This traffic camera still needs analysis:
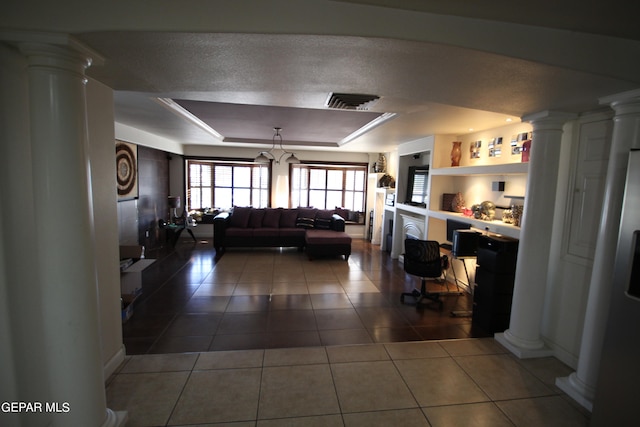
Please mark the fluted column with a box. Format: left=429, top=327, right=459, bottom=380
left=495, top=111, right=576, bottom=357
left=15, top=40, right=120, bottom=427
left=556, top=89, right=640, bottom=411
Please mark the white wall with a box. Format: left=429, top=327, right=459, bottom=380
left=86, top=79, right=125, bottom=377
left=116, top=122, right=184, bottom=155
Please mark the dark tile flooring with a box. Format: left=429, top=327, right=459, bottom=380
left=123, top=238, right=490, bottom=354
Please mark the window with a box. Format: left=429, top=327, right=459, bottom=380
left=187, top=159, right=270, bottom=210
left=406, top=165, right=429, bottom=206
left=291, top=163, right=367, bottom=212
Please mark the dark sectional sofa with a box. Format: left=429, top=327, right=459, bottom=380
left=213, top=207, right=352, bottom=260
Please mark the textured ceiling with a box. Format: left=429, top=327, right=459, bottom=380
left=5, top=0, right=637, bottom=153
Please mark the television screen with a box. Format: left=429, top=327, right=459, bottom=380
left=406, top=165, right=429, bottom=206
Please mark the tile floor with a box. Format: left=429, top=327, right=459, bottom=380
left=123, top=238, right=488, bottom=354
left=106, top=338, right=590, bottom=426
left=114, top=238, right=589, bottom=426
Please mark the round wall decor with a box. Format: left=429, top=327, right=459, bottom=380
left=116, top=141, right=138, bottom=199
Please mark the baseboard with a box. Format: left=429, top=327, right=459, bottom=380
left=541, top=338, right=579, bottom=370
left=103, top=345, right=126, bottom=380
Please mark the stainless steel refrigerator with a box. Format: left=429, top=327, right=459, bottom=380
left=591, top=149, right=640, bottom=426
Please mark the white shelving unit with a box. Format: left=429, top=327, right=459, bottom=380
left=390, top=135, right=438, bottom=259
left=390, top=126, right=532, bottom=258
left=430, top=162, right=529, bottom=176
left=429, top=163, right=528, bottom=240
left=371, top=187, right=395, bottom=245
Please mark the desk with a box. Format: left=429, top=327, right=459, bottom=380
left=440, top=246, right=475, bottom=318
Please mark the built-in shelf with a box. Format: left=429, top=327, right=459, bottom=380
left=431, top=162, right=529, bottom=176
left=371, top=187, right=395, bottom=246
left=395, top=203, right=428, bottom=216
left=428, top=209, right=521, bottom=239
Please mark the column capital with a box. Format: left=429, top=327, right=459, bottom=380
left=522, top=110, right=577, bottom=131
left=599, top=88, right=640, bottom=115
left=2, top=30, right=103, bottom=72
left=19, top=42, right=93, bottom=79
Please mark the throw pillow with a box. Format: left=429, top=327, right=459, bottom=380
left=335, top=207, right=350, bottom=221
left=315, top=209, right=334, bottom=229
left=296, top=217, right=316, bottom=229
left=296, top=207, right=318, bottom=229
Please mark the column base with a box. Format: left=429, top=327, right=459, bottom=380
left=495, top=331, right=553, bottom=359
left=556, top=373, right=594, bottom=412
left=102, top=409, right=128, bottom=427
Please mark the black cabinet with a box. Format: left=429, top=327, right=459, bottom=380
left=472, top=234, right=519, bottom=333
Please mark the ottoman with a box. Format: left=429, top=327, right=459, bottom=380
left=305, top=229, right=352, bottom=261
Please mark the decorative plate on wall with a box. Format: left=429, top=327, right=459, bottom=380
left=116, top=140, right=138, bottom=201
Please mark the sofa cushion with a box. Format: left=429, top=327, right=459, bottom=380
left=253, top=228, right=280, bottom=237
left=279, top=209, right=298, bottom=228
left=226, top=228, right=254, bottom=238
left=249, top=209, right=265, bottom=228
left=297, top=207, right=317, bottom=219
left=229, top=206, right=252, bottom=228
left=279, top=228, right=306, bottom=238
left=263, top=208, right=281, bottom=228
left=305, top=229, right=352, bottom=245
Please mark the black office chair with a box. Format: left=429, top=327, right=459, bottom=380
left=401, top=238, right=449, bottom=308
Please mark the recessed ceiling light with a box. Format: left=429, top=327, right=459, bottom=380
left=506, top=118, right=513, bottom=122
left=468, top=128, right=474, bottom=132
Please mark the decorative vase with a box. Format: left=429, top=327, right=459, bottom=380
left=521, top=140, right=531, bottom=163
left=452, top=192, right=465, bottom=213
left=451, top=141, right=462, bottom=167
left=375, top=153, right=387, bottom=173
left=511, top=204, right=524, bottom=226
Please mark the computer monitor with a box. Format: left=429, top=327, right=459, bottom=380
left=446, top=218, right=471, bottom=243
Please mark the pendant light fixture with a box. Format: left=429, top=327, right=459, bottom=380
left=254, top=127, right=300, bottom=164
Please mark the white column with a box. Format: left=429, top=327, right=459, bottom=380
left=556, top=89, right=640, bottom=411
left=495, top=111, right=576, bottom=358
left=16, top=41, right=122, bottom=427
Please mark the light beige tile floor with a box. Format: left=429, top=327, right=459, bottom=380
left=107, top=338, right=590, bottom=426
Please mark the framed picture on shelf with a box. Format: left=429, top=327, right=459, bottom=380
left=470, top=140, right=482, bottom=159
left=510, top=132, right=530, bottom=155
left=489, top=137, right=502, bottom=157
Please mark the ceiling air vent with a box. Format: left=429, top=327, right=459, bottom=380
left=326, top=93, right=380, bottom=110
